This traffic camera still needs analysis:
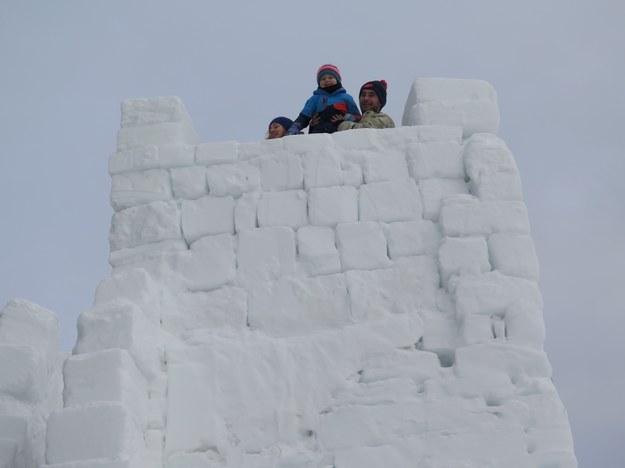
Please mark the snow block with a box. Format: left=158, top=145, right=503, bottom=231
left=384, top=220, right=440, bottom=259
left=110, top=169, right=172, bottom=211
left=415, top=125, right=463, bottom=143
left=109, top=146, right=158, bottom=175
left=234, top=191, right=260, bottom=231
left=359, top=349, right=441, bottom=385
left=505, top=304, right=546, bottom=349
left=45, top=403, right=143, bottom=464
left=488, top=232, right=540, bottom=280
left=108, top=239, right=187, bottom=270
left=439, top=195, right=531, bottom=237
left=74, top=301, right=161, bottom=379
left=419, top=178, right=468, bottom=221
left=282, top=132, right=333, bottom=153
left=0, top=299, right=59, bottom=370
left=181, top=195, right=235, bottom=243
left=120, top=96, right=193, bottom=128
left=341, top=161, right=363, bottom=188
left=336, top=221, right=390, bottom=271
left=359, top=180, right=422, bottom=223
left=238, top=138, right=284, bottom=162
left=301, top=149, right=343, bottom=188
left=205, top=163, right=261, bottom=198
left=407, top=138, right=464, bottom=180
left=63, top=349, right=148, bottom=428
left=453, top=271, right=543, bottom=318
left=402, top=78, right=500, bottom=137
left=116, top=122, right=199, bottom=151
left=308, top=186, right=358, bottom=226
left=258, top=154, right=304, bottom=191
left=333, top=125, right=378, bottom=150
left=347, top=256, right=438, bottom=321
left=157, top=144, right=197, bottom=169
left=195, top=140, right=238, bottom=166
left=317, top=401, right=427, bottom=450
left=454, top=343, right=552, bottom=380
left=0, top=345, right=46, bottom=403
left=170, top=165, right=208, bottom=200
left=164, top=341, right=290, bottom=455
left=165, top=233, right=235, bottom=291
left=464, top=133, right=523, bottom=200
left=237, top=226, right=296, bottom=283
left=362, top=149, right=409, bottom=183
left=109, top=200, right=182, bottom=251
left=257, top=190, right=307, bottom=228
left=424, top=373, right=515, bottom=403
left=418, top=309, right=459, bottom=361
left=297, top=226, right=341, bottom=276
left=247, top=274, right=351, bottom=335
left=161, top=286, right=247, bottom=338
left=109, top=145, right=196, bottom=175
left=438, top=236, right=491, bottom=288
left=94, top=267, right=161, bottom=325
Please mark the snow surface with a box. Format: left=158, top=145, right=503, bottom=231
left=0, top=78, right=576, bottom=467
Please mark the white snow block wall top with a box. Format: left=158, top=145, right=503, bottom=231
left=53, top=80, right=576, bottom=468
left=403, top=78, right=500, bottom=137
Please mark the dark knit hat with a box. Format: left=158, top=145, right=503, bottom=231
left=269, top=116, right=293, bottom=130
left=360, top=80, right=388, bottom=109
left=317, top=64, right=341, bottom=84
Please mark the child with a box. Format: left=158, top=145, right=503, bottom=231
left=286, top=64, right=361, bottom=135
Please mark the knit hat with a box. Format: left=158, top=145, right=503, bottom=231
left=317, top=64, right=341, bottom=84
left=360, top=80, right=388, bottom=109
left=269, top=116, right=293, bottom=130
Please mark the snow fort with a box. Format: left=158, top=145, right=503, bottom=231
left=0, top=78, right=577, bottom=467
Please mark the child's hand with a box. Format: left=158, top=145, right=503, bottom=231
left=319, top=106, right=344, bottom=122
left=310, top=113, right=321, bottom=128
left=285, top=122, right=302, bottom=135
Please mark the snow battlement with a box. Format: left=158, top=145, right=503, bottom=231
left=0, top=78, right=577, bottom=468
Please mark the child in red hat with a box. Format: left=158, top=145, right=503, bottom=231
left=286, top=64, right=361, bottom=135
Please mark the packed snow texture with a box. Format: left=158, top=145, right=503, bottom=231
left=0, top=300, right=63, bottom=468
left=0, top=79, right=576, bottom=468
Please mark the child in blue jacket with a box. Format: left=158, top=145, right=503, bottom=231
left=286, top=64, right=361, bottom=135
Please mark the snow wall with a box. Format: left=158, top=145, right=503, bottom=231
left=0, top=78, right=577, bottom=468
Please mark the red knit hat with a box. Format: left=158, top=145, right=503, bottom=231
left=317, top=64, right=341, bottom=84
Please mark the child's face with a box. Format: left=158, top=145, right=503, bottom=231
left=319, top=74, right=338, bottom=88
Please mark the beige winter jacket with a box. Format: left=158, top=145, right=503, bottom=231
left=338, top=110, right=395, bottom=131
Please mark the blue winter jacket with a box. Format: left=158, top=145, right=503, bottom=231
left=299, top=87, right=360, bottom=119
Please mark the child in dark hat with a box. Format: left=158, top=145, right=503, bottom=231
left=286, top=64, right=361, bottom=135
left=266, top=116, right=293, bottom=139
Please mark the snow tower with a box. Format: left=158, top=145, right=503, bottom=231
left=1, top=78, right=577, bottom=468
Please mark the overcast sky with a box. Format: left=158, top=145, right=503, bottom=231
left=1, top=1, right=623, bottom=466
